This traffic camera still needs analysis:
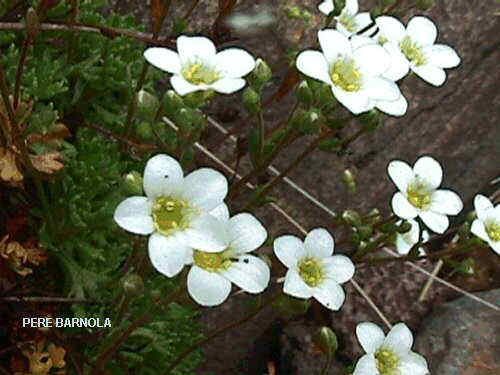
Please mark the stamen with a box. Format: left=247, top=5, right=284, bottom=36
left=182, top=62, right=220, bottom=85
left=339, top=12, right=358, bottom=33
left=486, top=222, right=500, bottom=242
left=329, top=58, right=362, bottom=92
left=152, top=196, right=189, bottom=235
left=399, top=36, right=427, bottom=66
left=375, top=348, right=401, bottom=375
left=298, top=257, right=325, bottom=287
left=193, top=249, right=233, bottom=272
left=406, top=180, right=432, bottom=210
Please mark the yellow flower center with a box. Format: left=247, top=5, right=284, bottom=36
left=375, top=348, right=401, bottom=375
left=330, top=58, right=362, bottom=92
left=399, top=36, right=427, bottom=66
left=152, top=196, right=189, bottom=235
left=378, top=35, right=389, bottom=45
left=486, top=222, right=500, bottom=242
left=298, top=257, right=324, bottom=287
left=406, top=180, right=432, bottom=210
left=181, top=62, right=220, bottom=85
left=193, top=249, right=234, bottom=272
left=339, top=12, right=358, bottom=33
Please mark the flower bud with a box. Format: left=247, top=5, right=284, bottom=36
left=359, top=109, right=380, bottom=131
left=137, top=89, right=160, bottom=121
left=123, top=171, right=143, bottom=195
left=286, top=6, right=302, bottom=19
left=25, top=8, right=40, bottom=39
left=396, top=221, right=412, bottom=233
left=332, top=0, right=346, bottom=16
left=295, top=81, right=313, bottom=105
left=136, top=121, right=154, bottom=141
left=342, top=169, right=356, bottom=193
left=342, top=209, right=362, bottom=227
left=415, top=0, right=435, bottom=10
left=122, top=273, right=144, bottom=296
left=293, top=108, right=321, bottom=134
left=242, top=87, right=261, bottom=114
left=183, top=90, right=214, bottom=108
left=250, top=58, right=272, bottom=91
left=162, top=90, right=184, bottom=115
left=313, top=326, right=338, bottom=356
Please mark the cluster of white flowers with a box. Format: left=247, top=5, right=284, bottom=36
left=310, top=0, right=460, bottom=115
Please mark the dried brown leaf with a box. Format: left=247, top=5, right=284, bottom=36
left=0, top=147, right=23, bottom=182
left=27, top=123, right=71, bottom=148
left=30, top=151, right=64, bottom=174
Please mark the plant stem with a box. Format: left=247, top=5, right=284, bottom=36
left=162, top=292, right=281, bottom=375
left=13, top=36, right=31, bottom=109
left=183, top=0, right=201, bottom=20
left=258, top=111, right=265, bottom=163
left=320, top=353, right=333, bottom=375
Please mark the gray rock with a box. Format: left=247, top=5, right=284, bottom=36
left=414, top=289, right=500, bottom=375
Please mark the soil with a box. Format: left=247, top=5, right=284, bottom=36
left=108, top=0, right=500, bottom=373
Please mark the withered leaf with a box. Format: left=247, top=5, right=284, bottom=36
left=30, top=151, right=64, bottom=174
left=0, top=147, right=23, bottom=182
left=151, top=0, right=170, bottom=35
left=27, top=122, right=71, bottom=148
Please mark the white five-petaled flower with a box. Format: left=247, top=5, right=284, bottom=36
left=114, top=154, right=230, bottom=270
left=471, top=195, right=500, bottom=255
left=395, top=219, right=429, bottom=256
left=144, top=35, right=256, bottom=96
left=296, top=29, right=402, bottom=115
left=183, top=212, right=270, bottom=306
left=273, top=228, right=355, bottom=310
left=373, top=16, right=460, bottom=85
left=319, top=0, right=372, bottom=37
left=354, top=322, right=430, bottom=375
left=388, top=156, right=463, bottom=234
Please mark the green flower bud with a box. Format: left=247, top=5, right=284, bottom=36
left=315, top=82, right=336, bottom=108
left=123, top=171, right=143, bottom=195
left=342, top=209, right=362, bottom=227
left=293, top=108, right=322, bottom=134
left=162, top=90, right=184, bottom=115
left=243, top=87, right=261, bottom=114
left=342, top=169, right=356, bottom=193
left=359, top=109, right=380, bottom=131
left=122, top=274, right=144, bottom=297
left=272, top=294, right=311, bottom=317
left=137, top=89, right=160, bottom=121
left=286, top=6, right=302, bottom=19
left=136, top=121, right=154, bottom=141
left=25, top=7, right=40, bottom=39
left=313, top=327, right=338, bottom=356
left=466, top=210, right=477, bottom=222
left=396, top=221, right=412, bottom=233
left=183, top=90, right=214, bottom=108
left=332, top=0, right=346, bottom=16
left=249, top=58, right=272, bottom=91
left=415, top=0, right=435, bottom=10
left=367, top=208, right=381, bottom=223
left=296, top=81, right=313, bottom=105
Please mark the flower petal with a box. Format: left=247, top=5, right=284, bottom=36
left=187, top=266, right=231, bottom=306
left=419, top=210, right=449, bottom=234
left=229, top=213, right=267, bottom=254
left=354, top=44, right=391, bottom=77
left=318, top=29, right=352, bottom=63
left=318, top=0, right=334, bottom=15
left=304, top=228, right=334, bottom=258
left=412, top=64, right=446, bottom=86
left=353, top=12, right=373, bottom=32
left=374, top=94, right=408, bottom=117
left=344, top=0, right=359, bottom=14
left=323, top=255, right=355, bottom=284
left=471, top=219, right=489, bottom=242
left=350, top=35, right=376, bottom=50
left=399, top=352, right=430, bottom=375
left=413, top=156, right=442, bottom=189
left=210, top=78, right=246, bottom=94
left=177, top=35, right=217, bottom=64
left=143, top=47, right=181, bottom=74
left=489, top=239, right=500, bottom=255
left=395, top=219, right=420, bottom=255
left=356, top=322, right=385, bottom=354
left=113, top=196, right=154, bottom=235
left=170, top=75, right=202, bottom=96
left=424, top=44, right=460, bottom=68
left=148, top=233, right=188, bottom=277
left=283, top=269, right=313, bottom=298
left=353, top=354, right=379, bottom=375
left=474, top=194, right=494, bottom=221
left=375, top=16, right=406, bottom=43
left=406, top=16, right=437, bottom=47
left=362, top=76, right=400, bottom=101
left=382, top=42, right=410, bottom=81
left=182, top=168, right=228, bottom=211
left=215, top=48, right=255, bottom=78
left=209, top=203, right=230, bottom=221
left=296, top=50, right=331, bottom=84
left=182, top=214, right=229, bottom=252
left=388, top=160, right=414, bottom=193
left=383, top=322, right=413, bottom=355
left=429, top=190, right=463, bottom=215
left=143, top=154, right=184, bottom=199
left=273, top=235, right=305, bottom=269
left=331, top=86, right=371, bottom=114
left=221, top=255, right=270, bottom=293
left=392, top=192, right=419, bottom=219
left=312, top=278, right=345, bottom=310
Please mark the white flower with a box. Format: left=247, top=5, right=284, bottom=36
left=373, top=16, right=460, bottom=85
left=273, top=228, right=355, bottom=310
left=318, top=0, right=372, bottom=37
left=388, top=156, right=463, bottom=234
left=471, top=195, right=500, bottom=255
left=296, top=30, right=401, bottom=115
left=318, top=0, right=335, bottom=15
left=114, top=154, right=230, bottom=277
left=185, top=213, right=270, bottom=306
left=395, top=219, right=429, bottom=256
left=354, top=322, right=429, bottom=375
left=144, top=35, right=255, bottom=96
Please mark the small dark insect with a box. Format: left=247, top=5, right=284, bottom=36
left=243, top=258, right=249, bottom=263
left=164, top=175, right=169, bottom=178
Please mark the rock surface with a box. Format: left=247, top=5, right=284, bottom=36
left=414, top=289, right=500, bottom=375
